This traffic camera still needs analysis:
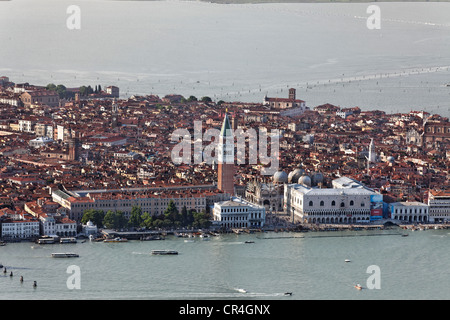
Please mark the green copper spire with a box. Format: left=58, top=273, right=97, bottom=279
left=220, top=113, right=232, bottom=137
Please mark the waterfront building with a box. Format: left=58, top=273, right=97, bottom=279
left=52, top=185, right=228, bottom=223
left=212, top=196, right=265, bottom=229
left=428, top=190, right=450, bottom=223
left=390, top=202, right=429, bottom=223
left=217, top=112, right=235, bottom=196
left=82, top=220, right=98, bottom=237
left=284, top=176, right=380, bottom=224
left=0, top=208, right=40, bottom=240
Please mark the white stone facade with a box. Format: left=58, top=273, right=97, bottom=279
left=213, top=197, right=265, bottom=229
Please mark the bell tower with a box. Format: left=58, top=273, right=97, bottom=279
left=217, top=112, right=235, bottom=197
left=112, top=98, right=118, bottom=128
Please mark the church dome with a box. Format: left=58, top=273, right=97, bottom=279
left=298, top=174, right=312, bottom=187
left=387, top=156, right=395, bottom=163
left=311, top=171, right=324, bottom=186
left=289, top=168, right=304, bottom=183
left=273, top=170, right=288, bottom=183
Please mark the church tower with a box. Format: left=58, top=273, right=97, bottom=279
left=217, top=112, right=235, bottom=197
left=368, top=138, right=376, bottom=163
left=68, top=132, right=81, bottom=161
left=112, top=98, right=119, bottom=128
left=289, top=88, right=296, bottom=100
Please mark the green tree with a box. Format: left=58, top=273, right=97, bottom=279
left=201, top=96, right=212, bottom=103
left=181, top=205, right=188, bottom=226
left=80, top=86, right=87, bottom=96
left=128, top=205, right=143, bottom=228
left=192, top=210, right=211, bottom=229
left=103, top=210, right=127, bottom=230
left=187, top=95, right=197, bottom=102
left=141, top=212, right=153, bottom=228
left=56, top=84, right=67, bottom=99
left=46, top=83, right=57, bottom=91
left=81, top=209, right=105, bottom=228
left=164, top=200, right=180, bottom=225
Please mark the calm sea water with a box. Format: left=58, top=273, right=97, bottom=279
left=0, top=0, right=449, bottom=117
left=0, top=229, right=449, bottom=300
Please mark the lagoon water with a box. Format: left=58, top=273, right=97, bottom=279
left=0, top=1, right=449, bottom=300
left=0, top=229, right=449, bottom=300
left=0, top=0, right=449, bottom=117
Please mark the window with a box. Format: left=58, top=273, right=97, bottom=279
left=320, top=201, right=324, bottom=207
left=331, top=200, right=336, bottom=206
left=350, top=200, right=354, bottom=206
left=309, top=201, right=313, bottom=207
left=340, top=202, right=345, bottom=208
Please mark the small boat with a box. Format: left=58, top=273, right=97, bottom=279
left=151, top=250, right=178, bottom=255
left=354, top=284, right=362, bottom=290
left=236, top=288, right=247, bottom=293
left=37, top=238, right=55, bottom=244
left=401, top=234, right=409, bottom=237
left=284, top=292, right=293, bottom=296
left=244, top=241, right=255, bottom=244
left=141, top=235, right=164, bottom=241
left=60, top=237, right=77, bottom=244
left=103, top=237, right=128, bottom=243
left=51, top=253, right=79, bottom=258
left=345, top=259, right=351, bottom=263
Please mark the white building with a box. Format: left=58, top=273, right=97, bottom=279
left=18, top=119, right=33, bottom=133
left=284, top=177, right=381, bottom=224
left=82, top=220, right=98, bottom=237
left=213, top=197, right=266, bottom=229
left=428, top=190, right=450, bottom=223
left=0, top=209, right=40, bottom=240
left=1, top=220, right=40, bottom=240
left=29, top=136, right=54, bottom=148
left=390, top=202, right=429, bottom=223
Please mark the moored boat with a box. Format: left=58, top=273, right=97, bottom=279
left=51, top=253, right=79, bottom=258
left=37, top=238, right=55, bottom=244
left=60, top=237, right=77, bottom=244
left=151, top=250, right=178, bottom=255
left=104, top=237, right=128, bottom=243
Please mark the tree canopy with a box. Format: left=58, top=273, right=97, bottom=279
left=80, top=202, right=211, bottom=231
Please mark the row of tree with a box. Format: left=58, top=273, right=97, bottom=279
left=46, top=83, right=103, bottom=99
left=180, top=96, right=212, bottom=103
left=81, top=200, right=212, bottom=230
